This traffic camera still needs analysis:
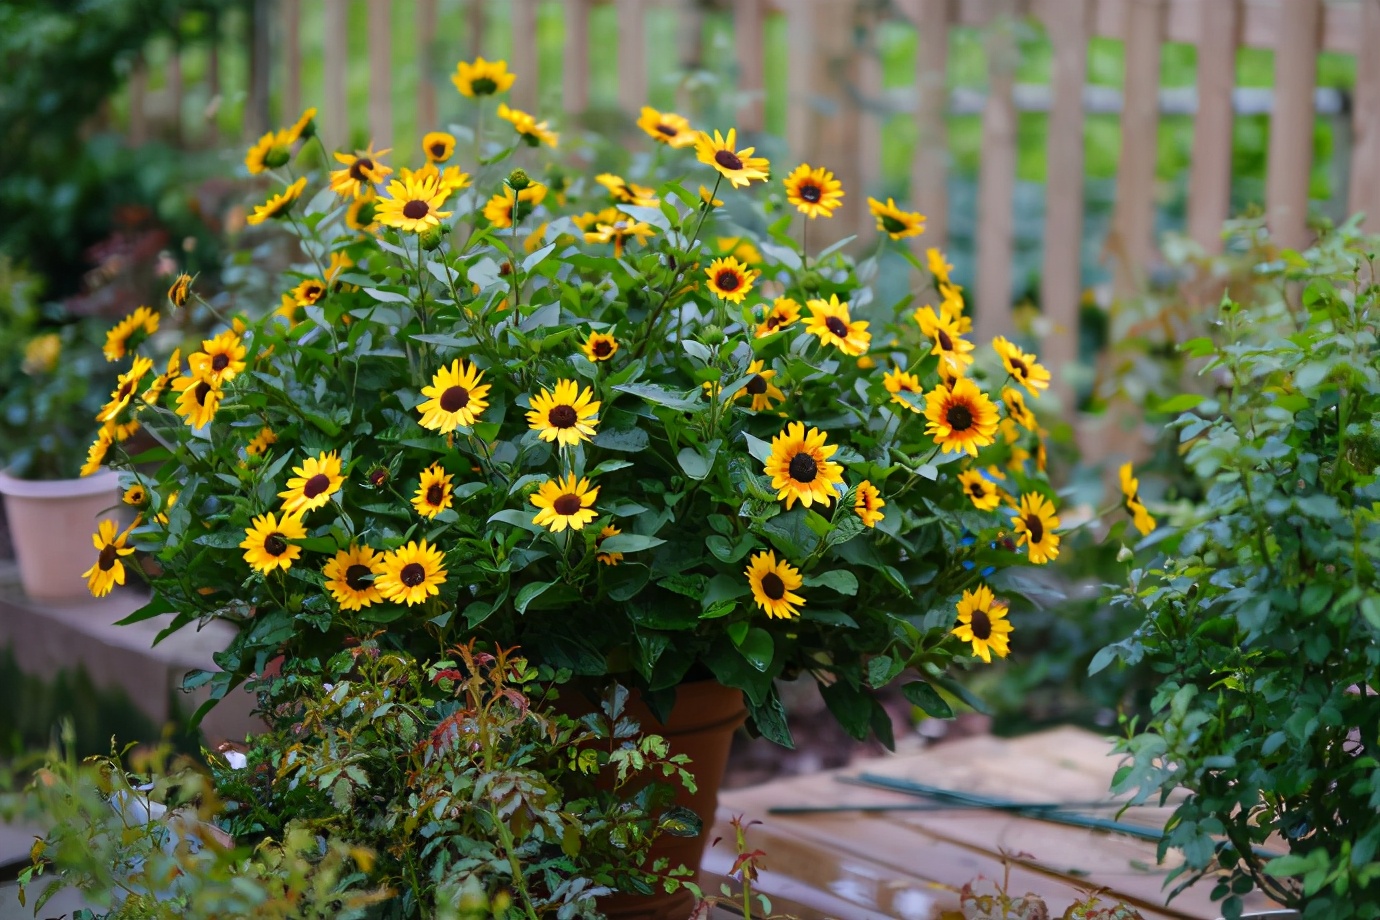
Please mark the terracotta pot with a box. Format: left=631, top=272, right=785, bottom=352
left=0, top=467, right=120, bottom=601
left=568, top=680, right=746, bottom=920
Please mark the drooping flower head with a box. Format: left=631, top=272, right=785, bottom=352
left=637, top=106, right=696, bottom=147
left=172, top=375, right=222, bottom=429
left=867, top=196, right=925, bottom=240
left=854, top=481, right=886, bottom=528
left=246, top=177, right=309, bottom=225
left=992, top=336, right=1052, bottom=395
left=1120, top=463, right=1157, bottom=536
left=104, top=306, right=160, bottom=363
left=913, top=305, right=973, bottom=372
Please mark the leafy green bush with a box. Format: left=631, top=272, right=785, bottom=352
left=1100, top=218, right=1380, bottom=919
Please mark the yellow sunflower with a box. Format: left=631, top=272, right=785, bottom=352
left=952, top=585, right=1013, bottom=664
left=188, top=330, right=246, bottom=386
left=171, top=374, right=222, bottom=428
left=452, top=56, right=515, bottom=97
left=755, top=297, right=801, bottom=338
left=992, top=336, right=1052, bottom=395
left=497, top=103, right=559, bottom=147
left=853, top=480, right=885, bottom=528
left=285, top=106, right=317, bottom=143
left=98, top=355, right=154, bottom=422
left=584, top=217, right=656, bottom=258
left=1120, top=463, right=1157, bottom=536
left=764, top=421, right=844, bottom=509
left=122, top=484, right=147, bottom=507
left=244, top=128, right=294, bottom=175
left=705, top=257, right=759, bottom=304
left=595, top=173, right=658, bottom=208
left=346, top=195, right=379, bottom=232
left=167, top=273, right=193, bottom=308
left=323, top=543, right=385, bottom=611
left=290, top=277, right=327, bottom=308
left=330, top=145, right=393, bottom=199
left=83, top=519, right=137, bottom=597
left=573, top=207, right=622, bottom=232
left=483, top=183, right=548, bottom=228
left=913, top=305, right=974, bottom=371
left=882, top=366, right=924, bottom=414
left=927, top=247, right=954, bottom=284
left=867, top=197, right=925, bottom=239
left=696, top=129, right=770, bottom=188
left=700, top=185, right=724, bottom=208
left=595, top=524, right=623, bottom=566
left=736, top=359, right=785, bottom=412
left=245, top=426, right=278, bottom=458
left=417, top=359, right=491, bottom=432
left=103, top=306, right=159, bottom=362
left=527, top=379, right=600, bottom=447
left=940, top=284, right=972, bottom=334
left=637, top=106, right=696, bottom=147
left=412, top=463, right=455, bottom=519
left=1011, top=492, right=1061, bottom=564
left=1002, top=386, right=1036, bottom=430
left=436, top=165, right=472, bottom=199
left=375, top=173, right=452, bottom=234
left=958, top=469, right=1003, bottom=511
left=582, top=331, right=619, bottom=363
left=279, top=450, right=345, bottom=514
left=375, top=540, right=447, bottom=606
left=745, top=550, right=805, bottom=619
left=246, top=176, right=308, bottom=225
left=81, top=427, right=113, bottom=477
left=422, top=131, right=456, bottom=163
left=718, top=236, right=763, bottom=265
left=530, top=474, right=600, bottom=533
left=924, top=378, right=999, bottom=457
left=805, top=294, right=870, bottom=356
left=240, top=510, right=307, bottom=574
left=783, top=163, right=845, bottom=219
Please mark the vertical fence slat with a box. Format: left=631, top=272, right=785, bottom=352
left=511, top=0, right=540, bottom=113
left=1039, top=0, right=1089, bottom=407
left=676, top=0, right=704, bottom=115
left=416, top=0, right=437, bottom=136
left=974, top=0, right=1018, bottom=343
left=1349, top=0, right=1380, bottom=228
left=856, top=5, right=884, bottom=238
left=807, top=0, right=864, bottom=244
left=323, top=0, right=349, bottom=150
left=368, top=0, right=392, bottom=152
left=128, top=54, right=149, bottom=146
left=283, top=0, right=301, bottom=123
left=785, top=4, right=813, bottom=158
left=563, top=0, right=591, bottom=118
left=1266, top=0, right=1321, bottom=249
left=912, top=0, right=951, bottom=250
left=468, top=0, right=487, bottom=61
left=734, top=0, right=766, bottom=133
left=1186, top=0, right=1239, bottom=254
left=168, top=39, right=184, bottom=145
left=1110, top=0, right=1164, bottom=299
left=617, top=0, right=647, bottom=117
left=246, top=0, right=272, bottom=139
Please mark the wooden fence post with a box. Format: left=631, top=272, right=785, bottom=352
left=1266, top=0, right=1321, bottom=250
left=511, top=0, right=541, bottom=113
left=856, top=2, right=885, bottom=238
left=368, top=0, right=393, bottom=153
left=1186, top=0, right=1239, bottom=254
left=468, top=0, right=487, bottom=61
left=912, top=0, right=951, bottom=251
left=564, top=0, right=592, bottom=119
left=800, top=0, right=863, bottom=246
left=323, top=0, right=349, bottom=150
left=1350, top=0, right=1380, bottom=229
left=282, top=0, right=301, bottom=124
left=617, top=0, right=647, bottom=117
left=168, top=28, right=184, bottom=146
left=734, top=0, right=766, bottom=133
left=974, top=0, right=1017, bottom=344
left=1110, top=0, right=1164, bottom=300
left=417, top=0, right=438, bottom=137
left=207, top=7, right=221, bottom=144
left=246, top=0, right=272, bottom=139
left=128, top=53, right=149, bottom=146
left=1039, top=0, right=1090, bottom=408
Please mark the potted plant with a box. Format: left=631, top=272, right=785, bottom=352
left=89, top=68, right=1068, bottom=915
left=1098, top=221, right=1380, bottom=920
left=0, top=258, right=129, bottom=601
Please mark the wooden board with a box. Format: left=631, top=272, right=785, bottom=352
left=709, top=726, right=1282, bottom=919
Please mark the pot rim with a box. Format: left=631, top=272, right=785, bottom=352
left=0, top=466, right=120, bottom=499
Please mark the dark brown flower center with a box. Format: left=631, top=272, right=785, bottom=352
left=399, top=562, right=426, bottom=586
left=799, top=182, right=822, bottom=203
left=937, top=329, right=953, bottom=351
left=716, top=270, right=741, bottom=292
left=548, top=404, right=578, bottom=429
left=947, top=404, right=974, bottom=431
left=788, top=452, right=818, bottom=484
left=746, top=375, right=768, bottom=395
left=194, top=381, right=212, bottom=405
left=345, top=564, right=373, bottom=591
left=592, top=338, right=612, bottom=357
left=211, top=353, right=229, bottom=371
left=471, top=76, right=498, bottom=95
left=430, top=142, right=448, bottom=158
left=970, top=609, right=992, bottom=640
left=760, top=572, right=786, bottom=601
left=403, top=199, right=430, bottom=220
left=1025, top=514, right=1044, bottom=543
left=265, top=533, right=288, bottom=556
left=116, top=379, right=136, bottom=401
left=714, top=149, right=744, bottom=171
left=349, top=158, right=374, bottom=182
left=426, top=483, right=445, bottom=506
left=553, top=493, right=583, bottom=516
left=881, top=214, right=907, bottom=234
left=440, top=386, right=470, bottom=412
left=824, top=316, right=849, bottom=338
left=1008, top=356, right=1028, bottom=379
left=303, top=283, right=323, bottom=302
left=302, top=473, right=332, bottom=498
left=656, top=123, right=678, bottom=137
left=969, top=482, right=987, bottom=498
left=97, top=545, right=118, bottom=571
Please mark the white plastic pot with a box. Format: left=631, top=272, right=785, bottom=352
left=0, top=467, right=120, bottom=601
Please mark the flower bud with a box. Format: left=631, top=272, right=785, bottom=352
left=420, top=225, right=445, bottom=251
left=700, top=324, right=725, bottom=346
left=507, top=168, right=531, bottom=191
left=800, top=269, right=823, bottom=293
left=265, top=145, right=292, bottom=169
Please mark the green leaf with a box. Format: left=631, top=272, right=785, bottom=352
left=901, top=681, right=954, bottom=720
left=867, top=655, right=904, bottom=688
left=598, top=533, right=666, bottom=554
left=592, top=424, right=650, bottom=453
left=677, top=446, right=711, bottom=480
left=1153, top=393, right=1205, bottom=413
left=743, top=432, right=773, bottom=464
left=804, top=570, right=859, bottom=596
left=737, top=627, right=774, bottom=672
left=613, top=382, right=703, bottom=412
left=821, top=680, right=872, bottom=741
left=515, top=581, right=555, bottom=614
left=362, top=286, right=412, bottom=303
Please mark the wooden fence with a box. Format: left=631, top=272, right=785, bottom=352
left=123, top=0, right=1380, bottom=407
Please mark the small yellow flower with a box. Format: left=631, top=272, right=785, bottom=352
left=867, top=197, right=925, bottom=239
left=992, top=336, right=1052, bottom=395
left=246, top=177, right=308, bottom=225
left=854, top=481, right=885, bottom=528
left=188, top=330, right=246, bottom=387
left=755, top=297, right=801, bottom=338
left=958, top=470, right=1003, bottom=511
left=705, top=257, right=759, bottom=304
left=497, top=103, right=559, bottom=147
left=240, top=510, right=307, bottom=574
left=530, top=474, right=600, bottom=533
left=595, top=525, right=624, bottom=566
left=582, top=331, right=619, bottom=363
left=1120, top=463, right=1157, bottom=536
left=526, top=379, right=600, bottom=448
left=375, top=172, right=452, bottom=234
left=717, top=236, right=763, bottom=265
left=452, top=57, right=515, bottom=97
left=783, top=163, right=844, bottom=219
left=279, top=450, right=346, bottom=514
left=637, top=106, right=696, bottom=147
left=103, top=306, right=159, bottom=362
left=913, top=305, right=974, bottom=372
left=412, top=463, right=455, bottom=519
left=1002, top=386, right=1036, bottom=430
left=245, top=128, right=295, bottom=175
left=595, top=173, right=658, bottom=208
left=375, top=540, right=447, bottom=606
left=923, top=378, right=999, bottom=457
left=22, top=333, right=60, bottom=375
left=167, top=273, right=193, bottom=309
left=122, top=484, right=147, bottom=507
left=952, top=585, right=1012, bottom=663
left=417, top=359, right=492, bottom=432
left=735, top=359, right=785, bottom=412
left=83, top=519, right=137, bottom=597
left=98, top=355, right=154, bottom=422
left=882, top=366, right=924, bottom=414
left=805, top=295, right=870, bottom=356
left=245, top=427, right=278, bottom=458
left=1011, top=492, right=1061, bottom=564
left=764, top=421, right=844, bottom=510
left=323, top=544, right=385, bottom=611
left=696, top=129, right=770, bottom=188
left=422, top=131, right=456, bottom=163
left=584, top=217, right=656, bottom=258
left=483, top=183, right=548, bottom=229
left=745, top=550, right=805, bottom=619
left=330, top=145, right=393, bottom=199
